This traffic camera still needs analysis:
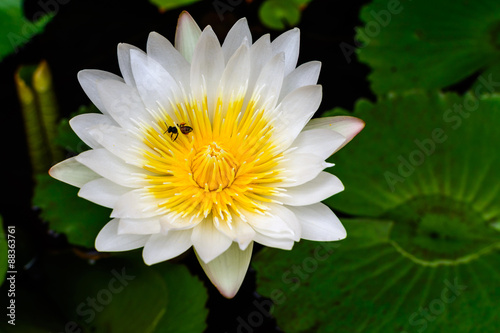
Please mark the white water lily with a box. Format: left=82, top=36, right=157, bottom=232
left=49, top=11, right=364, bottom=298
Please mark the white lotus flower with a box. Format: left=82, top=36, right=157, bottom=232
left=49, top=11, right=364, bottom=298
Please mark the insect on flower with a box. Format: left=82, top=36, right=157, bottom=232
left=164, top=122, right=193, bottom=141
left=178, top=122, right=193, bottom=135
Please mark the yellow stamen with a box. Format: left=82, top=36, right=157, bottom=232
left=140, top=90, right=284, bottom=226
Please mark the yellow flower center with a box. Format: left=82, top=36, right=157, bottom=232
left=139, top=92, right=285, bottom=225
left=191, top=142, right=237, bottom=190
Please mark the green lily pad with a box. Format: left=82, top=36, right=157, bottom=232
left=43, top=253, right=207, bottom=333
left=152, top=263, right=208, bottom=333
left=356, top=0, right=500, bottom=95
left=253, top=91, right=500, bottom=332
left=0, top=0, right=53, bottom=61
left=325, top=91, right=500, bottom=223
left=149, top=0, right=201, bottom=12
left=32, top=174, right=111, bottom=248
left=259, top=0, right=311, bottom=30
left=254, top=218, right=499, bottom=333
left=471, top=63, right=500, bottom=95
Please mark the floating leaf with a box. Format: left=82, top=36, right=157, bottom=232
left=43, top=254, right=166, bottom=332
left=324, top=91, right=500, bottom=221
left=254, top=91, right=500, bottom=332
left=471, top=63, right=500, bottom=95
left=42, top=253, right=207, bottom=333
left=356, top=0, right=500, bottom=95
left=32, top=174, right=110, bottom=248
left=259, top=0, right=311, bottom=30
left=149, top=0, right=201, bottom=12
left=152, top=263, right=208, bottom=333
left=0, top=0, right=53, bottom=61
left=254, top=218, right=499, bottom=333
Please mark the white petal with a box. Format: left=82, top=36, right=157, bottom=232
left=96, top=79, right=150, bottom=130
left=214, top=215, right=255, bottom=251
left=305, top=116, right=365, bottom=154
left=279, top=152, right=332, bottom=187
left=117, top=43, right=143, bottom=87
left=49, top=157, right=100, bottom=188
left=218, top=42, right=250, bottom=117
left=271, top=28, right=300, bottom=76
left=280, top=172, right=344, bottom=206
left=78, top=178, right=129, bottom=208
left=88, top=124, right=146, bottom=166
left=288, top=203, right=346, bottom=241
left=250, top=52, right=285, bottom=113
left=159, top=211, right=204, bottom=231
left=77, top=70, right=124, bottom=114
left=279, top=61, right=321, bottom=102
left=130, top=50, right=182, bottom=113
left=245, top=204, right=300, bottom=241
left=75, top=148, right=146, bottom=188
left=146, top=32, right=190, bottom=89
left=270, top=204, right=301, bottom=240
left=118, top=217, right=161, bottom=235
left=191, top=220, right=233, bottom=263
left=196, top=241, right=253, bottom=299
left=222, top=18, right=252, bottom=62
left=95, top=219, right=150, bottom=251
left=273, top=85, right=322, bottom=149
left=290, top=128, right=346, bottom=160
left=190, top=26, right=224, bottom=120
left=248, top=34, right=272, bottom=92
left=69, top=113, right=117, bottom=149
left=253, top=232, right=294, bottom=250
left=111, top=189, right=162, bottom=218
left=175, top=11, right=202, bottom=62
left=143, top=229, right=193, bottom=265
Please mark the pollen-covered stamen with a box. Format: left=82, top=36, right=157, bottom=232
left=191, top=142, right=238, bottom=191
left=139, top=89, right=287, bottom=227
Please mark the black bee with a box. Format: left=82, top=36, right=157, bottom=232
left=165, top=125, right=179, bottom=141
left=164, top=122, right=193, bottom=141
